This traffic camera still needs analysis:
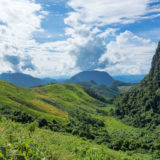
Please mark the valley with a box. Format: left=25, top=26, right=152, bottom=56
left=0, top=0, right=160, bottom=159
left=1, top=42, right=160, bottom=160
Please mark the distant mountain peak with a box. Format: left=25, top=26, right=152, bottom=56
left=0, top=72, right=48, bottom=88
left=67, top=70, right=114, bottom=86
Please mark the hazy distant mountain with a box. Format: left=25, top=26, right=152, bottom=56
left=42, top=78, right=57, bottom=83
left=67, top=71, right=114, bottom=86
left=0, top=72, right=48, bottom=88
left=113, top=75, right=146, bottom=83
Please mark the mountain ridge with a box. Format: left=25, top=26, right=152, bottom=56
left=0, top=72, right=48, bottom=88
left=67, top=70, right=114, bottom=86
left=113, top=74, right=146, bottom=83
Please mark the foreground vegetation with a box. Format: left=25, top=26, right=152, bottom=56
left=0, top=117, right=155, bottom=160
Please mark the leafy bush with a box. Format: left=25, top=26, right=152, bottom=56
left=66, top=110, right=110, bottom=144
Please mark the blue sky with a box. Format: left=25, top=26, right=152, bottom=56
left=36, top=0, right=160, bottom=43
left=0, top=0, right=160, bottom=78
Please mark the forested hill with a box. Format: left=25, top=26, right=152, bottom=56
left=115, top=42, right=160, bottom=128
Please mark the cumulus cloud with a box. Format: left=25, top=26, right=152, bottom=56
left=99, top=31, right=157, bottom=75
left=63, top=24, right=107, bottom=71
left=62, top=0, right=160, bottom=75
left=0, top=0, right=77, bottom=77
left=0, top=0, right=43, bottom=72
left=26, top=45, right=79, bottom=78
left=0, top=0, right=159, bottom=77
left=66, top=0, right=160, bottom=26
left=4, top=55, right=20, bottom=72
left=21, top=56, right=36, bottom=71
left=98, top=28, right=118, bottom=39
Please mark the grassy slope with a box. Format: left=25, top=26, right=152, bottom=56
left=32, top=83, right=105, bottom=113
left=92, top=104, right=137, bottom=132
left=0, top=80, right=67, bottom=122
left=0, top=80, right=156, bottom=159
left=0, top=119, right=153, bottom=160
left=0, top=81, right=106, bottom=122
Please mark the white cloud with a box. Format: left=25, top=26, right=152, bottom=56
left=0, top=0, right=43, bottom=40
left=0, top=0, right=159, bottom=77
left=0, top=0, right=43, bottom=72
left=98, top=28, right=118, bottom=38
left=0, top=0, right=77, bottom=77
left=66, top=0, right=160, bottom=27
left=62, top=0, right=160, bottom=75
left=99, top=31, right=157, bottom=75
left=25, top=41, right=79, bottom=77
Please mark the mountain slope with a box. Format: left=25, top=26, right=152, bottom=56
left=33, top=83, right=107, bottom=113
left=109, top=80, right=137, bottom=94
left=115, top=42, right=160, bottom=128
left=1, top=79, right=160, bottom=158
left=0, top=80, right=114, bottom=148
left=79, top=81, right=119, bottom=98
left=0, top=80, right=108, bottom=123
left=0, top=80, right=68, bottom=122
left=0, top=72, right=47, bottom=88
left=78, top=80, right=136, bottom=98
left=67, top=70, right=114, bottom=86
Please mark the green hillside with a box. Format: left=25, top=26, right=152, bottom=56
left=109, top=80, right=137, bottom=94
left=0, top=80, right=110, bottom=123
left=0, top=78, right=160, bottom=159
left=78, top=80, right=136, bottom=98
left=33, top=83, right=107, bottom=113
left=79, top=81, right=119, bottom=98
left=0, top=80, right=68, bottom=123
left=115, top=42, right=160, bottom=128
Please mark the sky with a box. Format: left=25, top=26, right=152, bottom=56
left=0, top=0, right=160, bottom=78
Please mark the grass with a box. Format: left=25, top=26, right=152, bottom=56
left=28, top=99, right=68, bottom=118
left=0, top=80, right=158, bottom=159
left=0, top=81, right=107, bottom=123
left=33, top=83, right=106, bottom=113
left=0, top=119, right=154, bottom=160
left=103, top=116, right=135, bottom=131
left=102, top=104, right=115, bottom=112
